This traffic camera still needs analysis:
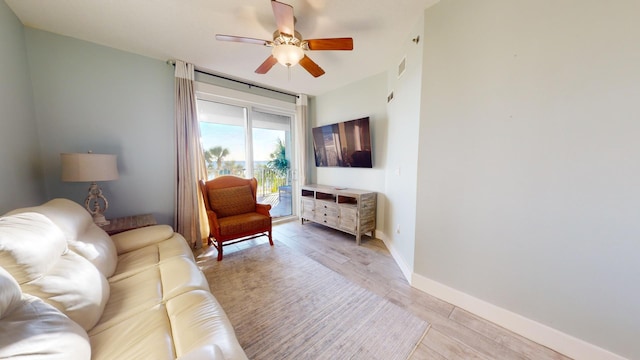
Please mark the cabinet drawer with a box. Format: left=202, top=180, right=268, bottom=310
left=318, top=213, right=339, bottom=227
left=315, top=200, right=337, bottom=211
left=317, top=203, right=338, bottom=225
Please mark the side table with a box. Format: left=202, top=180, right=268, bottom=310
left=100, top=214, right=157, bottom=235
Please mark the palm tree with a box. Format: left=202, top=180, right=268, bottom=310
left=204, top=146, right=230, bottom=171
left=267, top=138, right=289, bottom=177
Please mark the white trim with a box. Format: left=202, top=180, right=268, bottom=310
left=376, top=230, right=412, bottom=283
left=411, top=273, right=628, bottom=360
left=377, top=233, right=627, bottom=359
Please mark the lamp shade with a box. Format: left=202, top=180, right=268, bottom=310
left=61, top=153, right=119, bottom=182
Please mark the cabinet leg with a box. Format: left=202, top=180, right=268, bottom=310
left=356, top=233, right=361, bottom=246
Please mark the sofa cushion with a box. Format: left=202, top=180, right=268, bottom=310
left=89, top=304, right=175, bottom=360
left=177, top=345, right=226, bottom=360
left=0, top=212, right=109, bottom=331
left=6, top=198, right=118, bottom=278
left=110, top=231, right=194, bottom=282
left=218, top=212, right=271, bottom=237
left=167, top=290, right=247, bottom=360
left=0, top=212, right=68, bottom=284
left=0, top=266, right=21, bottom=318
left=208, top=185, right=256, bottom=218
left=92, top=256, right=209, bottom=334
left=0, top=267, right=91, bottom=360
left=21, top=250, right=110, bottom=330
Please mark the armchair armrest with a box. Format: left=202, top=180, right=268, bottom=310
left=256, top=203, right=272, bottom=217
left=206, top=210, right=221, bottom=234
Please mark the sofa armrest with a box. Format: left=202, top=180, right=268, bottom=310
left=255, top=203, right=272, bottom=217
left=111, top=224, right=175, bottom=255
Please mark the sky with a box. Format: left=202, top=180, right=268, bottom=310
left=199, top=122, right=284, bottom=162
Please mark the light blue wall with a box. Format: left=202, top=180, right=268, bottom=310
left=311, top=72, right=388, bottom=234
left=384, top=18, right=424, bottom=272
left=24, top=29, right=176, bottom=225
left=0, top=1, right=46, bottom=213
left=310, top=22, right=425, bottom=275
left=415, top=0, right=640, bottom=358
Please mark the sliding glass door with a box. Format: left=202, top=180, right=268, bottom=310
left=198, top=101, right=247, bottom=178
left=197, top=99, right=293, bottom=218
left=251, top=109, right=292, bottom=217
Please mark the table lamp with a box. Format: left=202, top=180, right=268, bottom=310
left=61, top=152, right=119, bottom=226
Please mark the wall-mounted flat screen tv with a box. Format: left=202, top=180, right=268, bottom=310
left=312, top=117, right=372, bottom=168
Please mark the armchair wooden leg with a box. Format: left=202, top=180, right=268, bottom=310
left=268, top=230, right=273, bottom=246
left=217, top=240, right=223, bottom=261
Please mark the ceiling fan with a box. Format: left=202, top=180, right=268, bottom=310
left=215, top=0, right=354, bottom=78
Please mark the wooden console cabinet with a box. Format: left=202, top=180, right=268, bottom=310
left=300, top=184, right=376, bottom=245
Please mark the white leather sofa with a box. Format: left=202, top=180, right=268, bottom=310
left=0, top=198, right=247, bottom=360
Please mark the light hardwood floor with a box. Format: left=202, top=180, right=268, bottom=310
left=199, top=219, right=572, bottom=360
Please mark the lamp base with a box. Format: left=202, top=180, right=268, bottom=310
left=93, top=213, right=110, bottom=226
left=85, top=182, right=111, bottom=227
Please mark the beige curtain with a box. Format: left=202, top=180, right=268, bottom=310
left=295, top=94, right=308, bottom=187
left=174, top=61, right=208, bottom=248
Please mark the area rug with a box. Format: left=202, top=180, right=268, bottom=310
left=201, top=243, right=428, bottom=360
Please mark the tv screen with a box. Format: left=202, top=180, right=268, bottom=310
left=312, top=117, right=372, bottom=168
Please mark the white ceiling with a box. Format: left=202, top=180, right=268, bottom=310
left=6, top=0, right=438, bottom=96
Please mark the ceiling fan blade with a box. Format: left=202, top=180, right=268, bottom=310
left=216, top=34, right=270, bottom=46
left=299, top=55, right=325, bottom=78
left=306, top=38, right=354, bottom=51
left=271, top=0, right=295, bottom=36
left=255, top=55, right=279, bottom=74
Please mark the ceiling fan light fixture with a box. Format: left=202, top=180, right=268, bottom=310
left=272, top=44, right=304, bottom=67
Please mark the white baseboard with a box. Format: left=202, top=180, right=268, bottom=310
left=411, top=273, right=628, bottom=360
left=375, top=233, right=626, bottom=360
left=376, top=230, right=412, bottom=282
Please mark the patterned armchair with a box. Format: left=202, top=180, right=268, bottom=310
left=199, top=176, right=273, bottom=261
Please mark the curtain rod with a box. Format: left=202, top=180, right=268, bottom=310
left=195, top=69, right=299, bottom=99
left=168, top=60, right=299, bottom=99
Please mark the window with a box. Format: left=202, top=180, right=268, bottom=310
left=196, top=83, right=296, bottom=219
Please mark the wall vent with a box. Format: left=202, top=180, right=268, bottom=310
left=398, top=57, right=406, bottom=78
